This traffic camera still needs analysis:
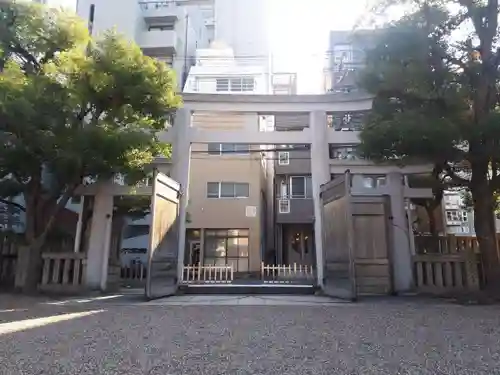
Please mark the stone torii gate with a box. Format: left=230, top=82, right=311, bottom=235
left=79, top=93, right=434, bottom=293
left=164, top=93, right=433, bottom=293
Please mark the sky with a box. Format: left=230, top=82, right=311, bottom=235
left=269, top=0, right=373, bottom=93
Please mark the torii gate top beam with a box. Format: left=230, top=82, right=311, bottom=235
left=181, top=92, right=373, bottom=113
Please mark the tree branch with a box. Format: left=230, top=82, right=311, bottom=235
left=36, top=184, right=78, bottom=244
left=443, top=163, right=470, bottom=185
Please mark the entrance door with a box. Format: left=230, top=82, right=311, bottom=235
left=189, top=241, right=201, bottom=265
left=145, top=172, right=181, bottom=299
left=320, top=173, right=357, bottom=300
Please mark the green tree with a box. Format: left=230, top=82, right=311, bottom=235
left=0, top=2, right=180, bottom=291
left=407, top=172, right=445, bottom=237
left=358, top=0, right=500, bottom=288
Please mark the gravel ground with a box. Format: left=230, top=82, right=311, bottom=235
left=0, top=296, right=499, bottom=375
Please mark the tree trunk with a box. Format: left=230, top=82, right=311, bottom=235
left=422, top=203, right=440, bottom=253
left=14, top=240, right=44, bottom=293
left=471, top=182, right=500, bottom=290
left=425, top=204, right=438, bottom=237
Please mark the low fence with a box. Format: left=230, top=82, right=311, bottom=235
left=39, top=252, right=87, bottom=293
left=413, top=235, right=482, bottom=294
left=120, top=262, right=147, bottom=287
left=261, top=263, right=315, bottom=284
left=181, top=264, right=234, bottom=284
left=414, top=235, right=483, bottom=255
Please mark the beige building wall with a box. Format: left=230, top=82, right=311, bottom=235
left=186, top=111, right=265, bottom=272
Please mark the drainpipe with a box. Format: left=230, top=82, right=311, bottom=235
left=181, top=13, right=189, bottom=89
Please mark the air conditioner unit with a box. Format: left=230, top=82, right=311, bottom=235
left=278, top=151, right=290, bottom=165
left=279, top=199, right=290, bottom=214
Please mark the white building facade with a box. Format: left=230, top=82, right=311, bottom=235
left=76, top=0, right=211, bottom=89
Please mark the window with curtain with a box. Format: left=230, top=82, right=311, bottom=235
left=203, top=229, right=249, bottom=272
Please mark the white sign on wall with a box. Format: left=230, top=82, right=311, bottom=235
left=245, top=206, right=257, bottom=218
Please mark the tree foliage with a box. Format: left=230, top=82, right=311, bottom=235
left=358, top=0, right=500, bottom=287
left=0, top=2, right=180, bottom=289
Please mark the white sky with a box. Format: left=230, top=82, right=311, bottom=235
left=269, top=0, right=373, bottom=93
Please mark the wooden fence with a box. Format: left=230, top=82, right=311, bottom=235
left=414, top=235, right=483, bottom=255
left=39, top=252, right=87, bottom=293
left=261, top=263, right=315, bottom=284
left=413, top=235, right=482, bottom=294
left=181, top=264, right=234, bottom=284
left=120, top=262, right=147, bottom=287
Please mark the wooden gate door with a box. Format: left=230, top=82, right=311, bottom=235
left=145, top=172, right=181, bottom=299
left=320, top=172, right=357, bottom=300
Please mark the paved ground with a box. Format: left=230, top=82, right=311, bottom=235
left=0, top=294, right=499, bottom=375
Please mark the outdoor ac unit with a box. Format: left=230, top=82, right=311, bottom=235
left=279, top=199, right=290, bottom=214
left=278, top=151, right=290, bottom=165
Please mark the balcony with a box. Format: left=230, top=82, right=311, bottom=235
left=329, top=145, right=369, bottom=166
left=138, top=29, right=177, bottom=55
left=275, top=147, right=311, bottom=175
left=276, top=198, right=314, bottom=224
left=204, top=16, right=215, bottom=27
left=328, top=111, right=367, bottom=132
left=139, top=1, right=180, bottom=23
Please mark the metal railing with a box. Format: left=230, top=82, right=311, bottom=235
left=139, top=1, right=176, bottom=10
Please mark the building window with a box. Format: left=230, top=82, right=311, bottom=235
left=123, top=224, right=150, bottom=239
left=328, top=111, right=366, bottom=131
left=208, top=143, right=250, bottom=155
left=446, top=210, right=465, bottom=223
left=289, top=176, right=312, bottom=198
left=148, top=24, right=175, bottom=31
left=333, top=44, right=354, bottom=63
left=215, top=77, right=255, bottom=92
left=204, top=229, right=249, bottom=272
left=207, top=182, right=250, bottom=198
left=230, top=77, right=255, bottom=92
left=329, top=145, right=361, bottom=160
left=216, top=78, right=230, bottom=92
left=352, top=175, right=386, bottom=189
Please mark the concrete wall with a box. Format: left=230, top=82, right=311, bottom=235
left=77, top=0, right=142, bottom=41
left=214, top=0, right=270, bottom=62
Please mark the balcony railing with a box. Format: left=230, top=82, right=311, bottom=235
left=139, top=1, right=176, bottom=10
left=328, top=111, right=367, bottom=131
left=329, top=145, right=364, bottom=161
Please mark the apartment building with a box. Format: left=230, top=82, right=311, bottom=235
left=326, top=30, right=380, bottom=94
left=441, top=191, right=500, bottom=236
left=76, top=0, right=211, bottom=89
left=181, top=43, right=271, bottom=274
